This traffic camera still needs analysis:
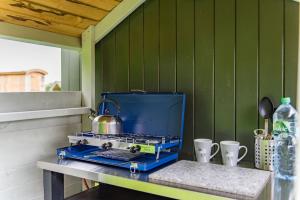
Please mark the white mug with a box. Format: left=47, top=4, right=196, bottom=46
left=194, top=139, right=220, bottom=163
left=220, top=141, right=248, bottom=167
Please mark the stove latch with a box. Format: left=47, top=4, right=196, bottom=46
left=130, top=162, right=138, bottom=174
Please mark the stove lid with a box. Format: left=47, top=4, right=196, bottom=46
left=98, top=92, right=186, bottom=149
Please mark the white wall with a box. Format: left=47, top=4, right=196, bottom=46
left=0, top=92, right=83, bottom=200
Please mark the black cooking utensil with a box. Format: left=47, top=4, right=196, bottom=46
left=259, top=97, right=274, bottom=135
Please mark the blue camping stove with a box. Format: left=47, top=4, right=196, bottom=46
left=57, top=92, right=186, bottom=172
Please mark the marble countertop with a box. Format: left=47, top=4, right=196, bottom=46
left=149, top=160, right=271, bottom=200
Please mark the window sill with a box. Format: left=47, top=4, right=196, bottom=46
left=0, top=107, right=90, bottom=122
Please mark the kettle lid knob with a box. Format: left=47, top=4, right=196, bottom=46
left=104, top=108, right=110, bottom=114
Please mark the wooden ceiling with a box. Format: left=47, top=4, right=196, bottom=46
left=0, top=0, right=122, bottom=37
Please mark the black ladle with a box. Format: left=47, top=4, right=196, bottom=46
left=259, top=97, right=274, bottom=136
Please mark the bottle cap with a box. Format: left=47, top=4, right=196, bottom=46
left=281, top=97, right=291, bottom=104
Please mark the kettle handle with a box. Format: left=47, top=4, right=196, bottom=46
left=98, top=98, right=121, bottom=115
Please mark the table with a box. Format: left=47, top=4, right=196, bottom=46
left=37, top=157, right=272, bottom=200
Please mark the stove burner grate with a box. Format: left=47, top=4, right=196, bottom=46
left=80, top=132, right=179, bottom=145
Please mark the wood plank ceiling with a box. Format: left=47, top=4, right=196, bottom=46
left=0, top=0, right=122, bottom=37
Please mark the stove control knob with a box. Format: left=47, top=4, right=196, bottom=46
left=130, top=145, right=141, bottom=153
left=107, top=142, right=112, bottom=148
left=82, top=139, right=88, bottom=145
left=102, top=142, right=112, bottom=150
left=102, top=143, right=108, bottom=150
left=129, top=146, right=136, bottom=153
left=135, top=145, right=141, bottom=152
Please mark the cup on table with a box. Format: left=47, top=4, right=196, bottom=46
left=194, top=139, right=220, bottom=163
left=220, top=141, right=248, bottom=167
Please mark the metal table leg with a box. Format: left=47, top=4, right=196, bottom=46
left=43, top=170, right=64, bottom=200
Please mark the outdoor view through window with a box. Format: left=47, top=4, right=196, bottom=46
left=0, top=38, right=61, bottom=92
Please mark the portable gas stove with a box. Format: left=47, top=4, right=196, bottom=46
left=57, top=92, right=186, bottom=172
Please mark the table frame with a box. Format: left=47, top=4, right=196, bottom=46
left=40, top=156, right=299, bottom=200
left=38, top=157, right=232, bottom=200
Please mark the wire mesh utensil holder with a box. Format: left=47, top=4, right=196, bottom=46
left=254, top=130, right=275, bottom=171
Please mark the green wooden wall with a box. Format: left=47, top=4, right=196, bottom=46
left=95, top=0, right=299, bottom=162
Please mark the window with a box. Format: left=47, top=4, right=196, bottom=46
left=0, top=38, right=61, bottom=92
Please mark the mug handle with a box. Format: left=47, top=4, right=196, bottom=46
left=237, top=145, right=248, bottom=163
left=210, top=143, right=220, bottom=159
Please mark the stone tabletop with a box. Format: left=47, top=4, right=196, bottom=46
left=149, top=160, right=271, bottom=200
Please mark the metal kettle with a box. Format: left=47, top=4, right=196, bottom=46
left=89, top=99, right=122, bottom=135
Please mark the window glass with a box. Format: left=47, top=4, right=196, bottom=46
left=0, top=38, right=61, bottom=92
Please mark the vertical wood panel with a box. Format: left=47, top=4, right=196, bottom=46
left=102, top=32, right=116, bottom=92
left=214, top=0, right=236, bottom=143
left=129, top=6, right=144, bottom=90
left=159, top=0, right=176, bottom=92
left=61, top=49, right=70, bottom=91
left=236, top=0, right=259, bottom=162
left=115, top=19, right=130, bottom=92
left=68, top=50, right=80, bottom=91
left=95, top=42, right=103, bottom=107
left=94, top=0, right=299, bottom=164
left=260, top=0, right=284, bottom=106
left=177, top=0, right=194, bottom=160
left=194, top=0, right=214, bottom=141
left=144, top=0, right=159, bottom=92
left=61, top=50, right=81, bottom=91
left=284, top=0, right=299, bottom=106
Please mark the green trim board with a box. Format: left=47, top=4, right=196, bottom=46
left=95, top=0, right=299, bottom=162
